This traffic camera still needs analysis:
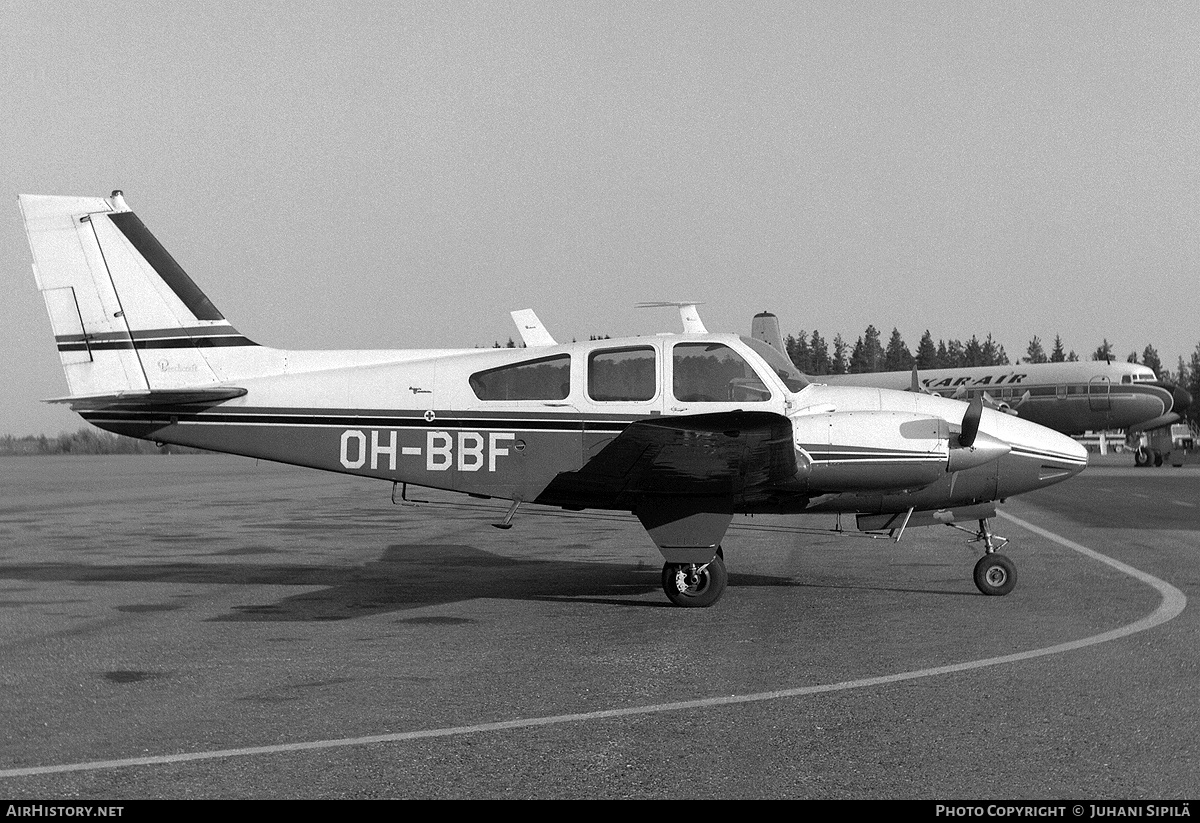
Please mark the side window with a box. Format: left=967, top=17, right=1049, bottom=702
left=673, top=343, right=770, bottom=403
left=588, top=347, right=657, bottom=402
left=470, top=355, right=571, bottom=401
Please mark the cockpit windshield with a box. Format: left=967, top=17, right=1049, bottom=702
left=740, top=336, right=810, bottom=393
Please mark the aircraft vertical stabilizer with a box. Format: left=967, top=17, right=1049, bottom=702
left=750, top=311, right=786, bottom=355
left=19, top=191, right=256, bottom=400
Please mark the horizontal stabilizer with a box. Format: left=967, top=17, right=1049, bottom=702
left=46, top=387, right=248, bottom=409
left=636, top=302, right=707, bottom=334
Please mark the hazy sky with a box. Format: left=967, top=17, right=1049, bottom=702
left=3, top=1, right=1198, bottom=435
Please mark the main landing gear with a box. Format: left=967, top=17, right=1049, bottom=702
left=1135, top=446, right=1166, bottom=468
left=967, top=518, right=1016, bottom=596
left=661, top=547, right=727, bottom=607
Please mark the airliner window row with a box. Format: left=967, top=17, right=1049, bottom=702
left=929, top=385, right=1113, bottom=400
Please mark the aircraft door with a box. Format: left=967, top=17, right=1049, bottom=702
left=1088, top=375, right=1112, bottom=412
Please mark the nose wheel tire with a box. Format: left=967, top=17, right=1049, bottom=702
left=662, top=554, right=727, bottom=607
left=973, top=553, right=1017, bottom=596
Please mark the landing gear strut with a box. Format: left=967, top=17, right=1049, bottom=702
left=661, top=550, right=727, bottom=607
left=967, top=518, right=1016, bottom=596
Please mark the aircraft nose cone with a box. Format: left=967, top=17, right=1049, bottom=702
left=1046, top=428, right=1089, bottom=481
left=997, top=415, right=1088, bottom=489
left=1058, top=430, right=1090, bottom=476
left=1151, top=380, right=1191, bottom=416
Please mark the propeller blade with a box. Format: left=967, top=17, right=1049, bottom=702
left=960, top=396, right=983, bottom=448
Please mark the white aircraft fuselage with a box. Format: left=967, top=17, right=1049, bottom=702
left=20, top=192, right=1088, bottom=606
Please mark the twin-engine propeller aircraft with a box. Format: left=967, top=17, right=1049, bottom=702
left=20, top=192, right=1088, bottom=607
left=751, top=313, right=1192, bottom=466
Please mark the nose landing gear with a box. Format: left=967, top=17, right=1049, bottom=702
left=953, top=518, right=1017, bottom=596
left=973, top=551, right=1017, bottom=596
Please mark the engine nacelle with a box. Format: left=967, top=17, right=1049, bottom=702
left=789, top=410, right=951, bottom=492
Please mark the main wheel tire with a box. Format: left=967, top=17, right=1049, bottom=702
left=1135, top=447, right=1151, bottom=467
left=973, top=553, right=1017, bottom=596
left=662, top=555, right=727, bottom=608
left=1154, top=451, right=1164, bottom=467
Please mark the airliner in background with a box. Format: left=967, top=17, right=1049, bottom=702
left=751, top=313, right=1192, bottom=467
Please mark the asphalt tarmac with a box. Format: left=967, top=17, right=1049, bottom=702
left=0, top=454, right=1197, bottom=799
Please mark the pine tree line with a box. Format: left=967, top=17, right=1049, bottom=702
left=0, top=428, right=210, bottom=456
left=784, top=326, right=1012, bottom=374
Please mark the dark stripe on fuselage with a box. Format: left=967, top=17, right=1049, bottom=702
left=1008, top=444, right=1088, bottom=465
left=78, top=407, right=634, bottom=433
left=107, top=212, right=226, bottom=321
left=79, top=407, right=955, bottom=468
left=805, top=452, right=944, bottom=463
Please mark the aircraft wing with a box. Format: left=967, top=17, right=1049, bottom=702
left=537, top=410, right=797, bottom=508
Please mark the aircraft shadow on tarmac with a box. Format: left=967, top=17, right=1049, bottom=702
left=0, top=543, right=828, bottom=620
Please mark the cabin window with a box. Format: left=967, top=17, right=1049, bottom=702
left=672, top=343, right=771, bottom=402
left=470, top=354, right=571, bottom=401
left=588, top=347, right=657, bottom=401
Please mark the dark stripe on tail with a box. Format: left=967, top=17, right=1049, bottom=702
left=57, top=336, right=256, bottom=352
left=108, top=212, right=225, bottom=321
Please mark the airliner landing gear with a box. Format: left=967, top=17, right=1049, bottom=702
left=968, top=518, right=1016, bottom=596
left=661, top=551, right=727, bottom=607
left=1135, top=447, right=1166, bottom=467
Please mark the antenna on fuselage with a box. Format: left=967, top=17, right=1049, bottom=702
left=635, top=301, right=707, bottom=333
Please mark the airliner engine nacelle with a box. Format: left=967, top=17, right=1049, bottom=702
left=787, top=408, right=1010, bottom=493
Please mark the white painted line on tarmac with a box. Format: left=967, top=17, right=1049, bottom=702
left=0, top=513, right=1186, bottom=780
